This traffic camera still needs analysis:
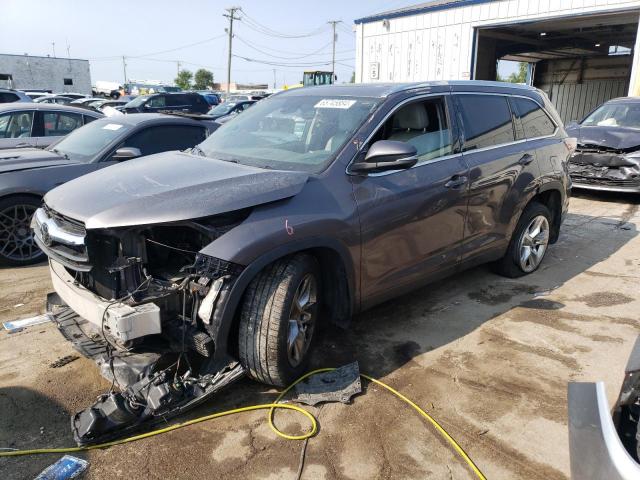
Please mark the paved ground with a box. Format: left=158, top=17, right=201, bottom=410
left=1, top=190, right=639, bottom=480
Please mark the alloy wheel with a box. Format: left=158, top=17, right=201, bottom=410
left=518, top=215, right=549, bottom=273
left=287, top=273, right=318, bottom=368
left=0, top=204, right=41, bottom=263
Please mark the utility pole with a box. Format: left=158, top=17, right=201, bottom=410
left=122, top=56, right=127, bottom=85
left=328, top=21, right=341, bottom=78
left=273, top=68, right=276, bottom=89
left=224, top=6, right=241, bottom=93
left=177, top=61, right=181, bottom=76
left=51, top=42, right=56, bottom=58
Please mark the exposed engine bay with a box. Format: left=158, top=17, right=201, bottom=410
left=33, top=204, right=251, bottom=445
left=612, top=338, right=640, bottom=462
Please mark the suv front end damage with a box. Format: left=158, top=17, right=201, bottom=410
left=568, top=145, right=640, bottom=192
left=33, top=205, right=248, bottom=444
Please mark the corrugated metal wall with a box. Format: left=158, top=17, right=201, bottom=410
left=535, top=56, right=632, bottom=122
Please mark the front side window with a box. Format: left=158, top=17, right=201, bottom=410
left=199, top=94, right=381, bottom=173
left=0, top=111, right=33, bottom=138
left=582, top=102, right=640, bottom=129
left=511, top=97, right=556, bottom=139
left=147, top=95, right=166, bottom=108
left=122, top=125, right=207, bottom=156
left=456, top=95, right=514, bottom=151
left=43, top=112, right=83, bottom=136
left=370, top=97, right=453, bottom=163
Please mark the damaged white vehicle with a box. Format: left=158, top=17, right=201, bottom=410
left=567, top=97, right=640, bottom=192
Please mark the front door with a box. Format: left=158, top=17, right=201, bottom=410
left=352, top=95, right=470, bottom=308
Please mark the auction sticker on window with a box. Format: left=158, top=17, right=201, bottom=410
left=315, top=99, right=356, bottom=109
left=102, top=123, right=123, bottom=130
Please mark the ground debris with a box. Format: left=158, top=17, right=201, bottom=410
left=49, top=355, right=79, bottom=368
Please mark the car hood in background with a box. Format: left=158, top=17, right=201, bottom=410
left=566, top=125, right=640, bottom=151
left=0, top=148, right=77, bottom=174
left=44, top=151, right=309, bottom=229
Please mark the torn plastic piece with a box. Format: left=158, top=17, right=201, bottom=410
left=293, top=362, right=361, bottom=406
left=34, top=455, right=89, bottom=480
left=3, top=314, right=51, bottom=331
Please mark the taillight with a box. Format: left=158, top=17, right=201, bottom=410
left=564, top=137, right=577, bottom=153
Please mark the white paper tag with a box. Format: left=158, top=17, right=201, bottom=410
left=103, top=123, right=123, bottom=130
left=314, top=99, right=356, bottom=109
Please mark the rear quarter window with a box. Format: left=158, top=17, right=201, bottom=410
left=510, top=97, right=556, bottom=139
left=456, top=94, right=515, bottom=151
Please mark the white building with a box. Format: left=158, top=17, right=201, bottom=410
left=0, top=54, right=92, bottom=94
left=355, top=0, right=640, bottom=122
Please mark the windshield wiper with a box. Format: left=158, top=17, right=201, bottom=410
left=189, top=145, right=206, bottom=157
left=51, top=148, right=69, bottom=160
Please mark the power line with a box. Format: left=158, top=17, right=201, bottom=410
left=129, top=34, right=227, bottom=59
left=238, top=10, right=329, bottom=39
left=233, top=54, right=353, bottom=68
left=235, top=36, right=334, bottom=60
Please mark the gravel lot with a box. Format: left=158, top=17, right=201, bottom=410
left=1, top=190, right=639, bottom=480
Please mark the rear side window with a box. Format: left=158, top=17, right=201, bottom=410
left=0, top=92, right=19, bottom=103
left=510, top=97, right=556, bottom=139
left=456, top=95, right=514, bottom=151
left=166, top=95, right=187, bottom=107
left=122, top=125, right=207, bottom=156
left=43, top=111, right=83, bottom=136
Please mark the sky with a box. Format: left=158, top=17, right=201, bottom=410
left=1, top=0, right=424, bottom=89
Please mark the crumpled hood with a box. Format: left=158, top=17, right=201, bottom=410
left=566, top=125, right=640, bottom=151
left=0, top=148, right=77, bottom=174
left=44, top=151, right=309, bottom=229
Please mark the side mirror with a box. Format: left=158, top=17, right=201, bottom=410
left=350, top=140, right=418, bottom=174
left=112, top=147, right=142, bottom=161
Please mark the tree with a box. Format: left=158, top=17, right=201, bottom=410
left=175, top=70, right=193, bottom=90
left=498, top=62, right=528, bottom=84
left=350, top=71, right=355, bottom=83
left=193, top=69, right=215, bottom=90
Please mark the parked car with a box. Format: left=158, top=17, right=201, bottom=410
left=93, top=81, right=123, bottom=99
left=566, top=97, right=640, bottom=192
left=121, top=92, right=210, bottom=114
left=32, top=81, right=572, bottom=444
left=568, top=336, right=640, bottom=479
left=0, top=103, right=102, bottom=150
left=70, top=97, right=107, bottom=106
left=21, top=90, right=51, bottom=100
left=34, top=95, right=74, bottom=105
left=0, top=113, right=216, bottom=266
left=0, top=88, right=32, bottom=103
left=60, top=93, right=90, bottom=100
left=207, top=100, right=255, bottom=120
left=196, top=91, right=220, bottom=106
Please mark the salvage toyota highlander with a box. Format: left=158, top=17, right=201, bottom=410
left=32, top=81, right=572, bottom=444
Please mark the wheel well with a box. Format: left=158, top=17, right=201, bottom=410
left=0, top=192, right=43, bottom=206
left=225, top=247, right=353, bottom=357
left=531, top=189, right=562, bottom=243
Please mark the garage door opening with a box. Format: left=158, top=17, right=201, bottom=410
left=474, top=11, right=640, bottom=123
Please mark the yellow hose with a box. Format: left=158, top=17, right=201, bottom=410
left=0, top=368, right=486, bottom=480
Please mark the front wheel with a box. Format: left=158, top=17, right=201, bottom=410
left=0, top=196, right=44, bottom=267
left=493, top=202, right=551, bottom=278
left=238, top=254, right=320, bottom=387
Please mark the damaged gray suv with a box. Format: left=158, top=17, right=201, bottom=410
left=32, top=81, right=572, bottom=444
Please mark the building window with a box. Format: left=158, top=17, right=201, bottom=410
left=63, top=78, right=73, bottom=86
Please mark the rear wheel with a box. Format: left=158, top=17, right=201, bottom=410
left=493, top=202, right=551, bottom=278
left=238, top=254, right=320, bottom=387
left=0, top=196, right=44, bottom=267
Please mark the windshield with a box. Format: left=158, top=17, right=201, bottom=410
left=582, top=102, right=640, bottom=129
left=124, top=96, right=149, bottom=108
left=48, top=119, right=130, bottom=162
left=210, top=103, right=235, bottom=115
left=198, top=94, right=381, bottom=173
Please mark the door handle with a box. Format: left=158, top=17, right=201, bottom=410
left=444, top=175, right=467, bottom=189
left=15, top=143, right=33, bottom=148
left=518, top=153, right=534, bottom=165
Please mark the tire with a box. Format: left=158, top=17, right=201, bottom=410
left=238, top=254, right=320, bottom=387
left=0, top=195, right=45, bottom=267
left=493, top=202, right=552, bottom=278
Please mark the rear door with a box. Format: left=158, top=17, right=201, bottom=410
left=453, top=93, right=541, bottom=262
left=36, top=110, right=84, bottom=148
left=353, top=94, right=470, bottom=307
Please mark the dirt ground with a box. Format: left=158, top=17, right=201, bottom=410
left=1, top=190, right=639, bottom=480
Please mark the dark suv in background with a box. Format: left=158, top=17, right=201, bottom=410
left=33, top=81, right=572, bottom=444
left=121, top=92, right=210, bottom=114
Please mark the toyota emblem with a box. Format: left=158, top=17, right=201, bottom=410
left=40, top=223, right=52, bottom=247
